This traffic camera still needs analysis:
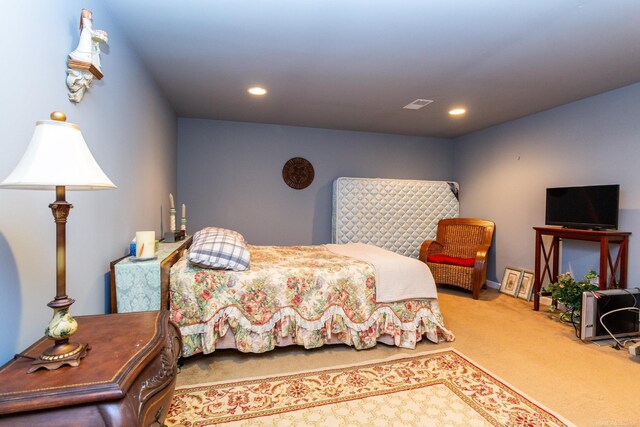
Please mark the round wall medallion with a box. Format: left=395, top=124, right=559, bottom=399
left=282, top=157, right=314, bottom=189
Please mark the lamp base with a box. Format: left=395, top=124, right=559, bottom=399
left=28, top=341, right=89, bottom=373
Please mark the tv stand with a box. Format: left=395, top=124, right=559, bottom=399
left=533, top=226, right=631, bottom=311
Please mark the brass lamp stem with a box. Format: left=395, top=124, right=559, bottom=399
left=28, top=185, right=88, bottom=372
left=52, top=185, right=71, bottom=301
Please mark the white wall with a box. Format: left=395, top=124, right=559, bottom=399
left=177, top=119, right=454, bottom=245
left=454, top=82, right=640, bottom=284
left=0, top=2, right=176, bottom=362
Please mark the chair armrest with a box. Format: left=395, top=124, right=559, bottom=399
left=419, top=240, right=444, bottom=262
left=473, top=243, right=491, bottom=270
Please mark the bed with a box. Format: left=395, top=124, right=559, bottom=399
left=167, top=178, right=459, bottom=357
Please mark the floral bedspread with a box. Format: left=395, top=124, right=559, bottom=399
left=170, top=245, right=455, bottom=357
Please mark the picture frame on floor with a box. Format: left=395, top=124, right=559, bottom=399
left=517, top=270, right=534, bottom=300
left=500, top=266, right=522, bottom=297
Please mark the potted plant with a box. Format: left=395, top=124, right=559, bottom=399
left=542, top=270, right=599, bottom=322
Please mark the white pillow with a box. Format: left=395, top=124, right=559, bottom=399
left=187, top=227, right=250, bottom=271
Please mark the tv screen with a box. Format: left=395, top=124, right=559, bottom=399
left=545, top=185, right=619, bottom=230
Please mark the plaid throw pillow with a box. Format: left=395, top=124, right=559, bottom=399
left=187, top=227, right=250, bottom=271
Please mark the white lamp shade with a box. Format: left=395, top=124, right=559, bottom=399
left=0, top=119, right=116, bottom=190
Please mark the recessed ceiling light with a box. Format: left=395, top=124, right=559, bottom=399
left=248, top=86, right=267, bottom=96
left=449, top=108, right=466, bottom=116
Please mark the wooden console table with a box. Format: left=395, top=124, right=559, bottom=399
left=533, top=226, right=631, bottom=311
left=0, top=311, right=181, bottom=426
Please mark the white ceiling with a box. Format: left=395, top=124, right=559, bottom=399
left=105, top=0, right=640, bottom=138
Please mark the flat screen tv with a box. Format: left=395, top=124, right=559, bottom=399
left=545, top=185, right=619, bottom=230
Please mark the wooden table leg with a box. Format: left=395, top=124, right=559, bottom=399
left=552, top=237, right=560, bottom=280
left=599, top=236, right=609, bottom=290
left=534, top=230, right=542, bottom=311
left=620, top=237, right=629, bottom=289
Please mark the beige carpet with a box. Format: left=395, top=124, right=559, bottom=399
left=168, top=349, right=571, bottom=426
left=176, top=287, right=640, bottom=426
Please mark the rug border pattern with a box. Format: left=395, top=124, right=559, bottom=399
left=169, top=349, right=574, bottom=426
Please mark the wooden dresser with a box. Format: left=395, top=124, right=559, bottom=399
left=0, top=311, right=181, bottom=426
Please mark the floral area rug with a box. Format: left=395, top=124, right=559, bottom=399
left=166, top=349, right=573, bottom=426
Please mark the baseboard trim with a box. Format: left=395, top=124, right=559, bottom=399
left=486, top=280, right=500, bottom=290
left=488, top=280, right=554, bottom=306
left=540, top=296, right=559, bottom=307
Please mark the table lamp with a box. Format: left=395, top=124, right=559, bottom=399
left=0, top=112, right=116, bottom=372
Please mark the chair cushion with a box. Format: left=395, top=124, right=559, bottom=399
left=427, top=254, right=475, bottom=267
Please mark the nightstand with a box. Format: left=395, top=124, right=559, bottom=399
left=110, top=237, right=192, bottom=313
left=0, top=311, right=181, bottom=426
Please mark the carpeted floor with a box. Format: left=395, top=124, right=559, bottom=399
left=176, top=287, right=640, bottom=426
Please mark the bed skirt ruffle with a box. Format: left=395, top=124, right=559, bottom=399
left=177, top=301, right=454, bottom=357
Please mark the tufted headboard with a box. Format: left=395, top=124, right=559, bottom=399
left=332, top=177, right=459, bottom=258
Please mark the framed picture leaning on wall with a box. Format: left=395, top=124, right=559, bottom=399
left=517, top=270, right=535, bottom=300
left=500, top=267, right=522, bottom=297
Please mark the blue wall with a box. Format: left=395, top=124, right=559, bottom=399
left=0, top=2, right=176, bottom=363
left=454, top=82, right=640, bottom=285
left=3, top=2, right=639, bottom=366
left=177, top=119, right=454, bottom=245
left=177, top=86, right=640, bottom=290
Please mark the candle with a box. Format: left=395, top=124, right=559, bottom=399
left=136, top=231, right=156, bottom=258
left=169, top=193, right=175, bottom=209
left=169, top=208, right=176, bottom=232
left=181, top=203, right=187, bottom=232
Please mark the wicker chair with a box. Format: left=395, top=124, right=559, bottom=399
left=419, top=218, right=495, bottom=299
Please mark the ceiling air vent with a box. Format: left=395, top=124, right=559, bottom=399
left=403, top=99, right=434, bottom=110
